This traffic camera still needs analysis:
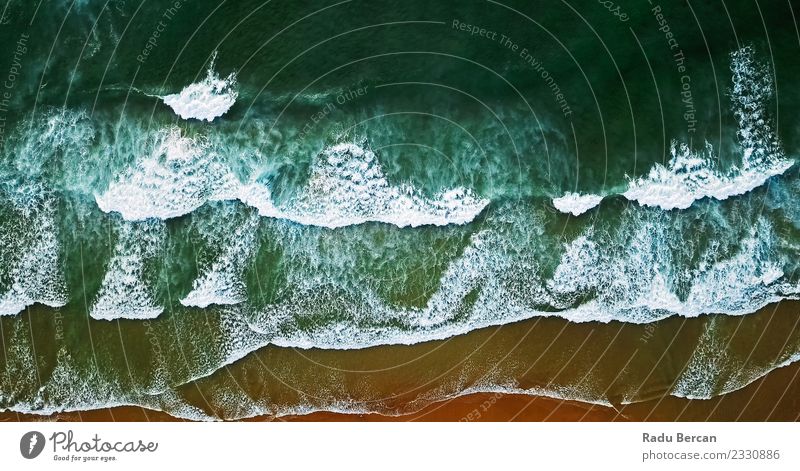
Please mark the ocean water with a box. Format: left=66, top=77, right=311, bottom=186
left=1, top=0, right=800, bottom=420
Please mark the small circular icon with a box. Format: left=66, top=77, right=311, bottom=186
left=20, top=431, right=45, bottom=459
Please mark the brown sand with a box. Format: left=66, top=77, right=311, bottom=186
left=0, top=393, right=619, bottom=422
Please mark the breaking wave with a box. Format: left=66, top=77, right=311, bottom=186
left=553, top=46, right=794, bottom=215
left=90, top=220, right=165, bottom=320
left=160, top=53, right=238, bottom=122
left=94, top=128, right=238, bottom=220
left=551, top=192, right=603, bottom=216
left=180, top=210, right=260, bottom=308
left=623, top=46, right=793, bottom=210
left=96, top=137, right=489, bottom=229
left=0, top=189, right=67, bottom=316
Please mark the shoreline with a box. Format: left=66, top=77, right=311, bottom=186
left=0, top=392, right=619, bottom=422
left=4, top=299, right=800, bottom=422
left=3, top=350, right=799, bottom=422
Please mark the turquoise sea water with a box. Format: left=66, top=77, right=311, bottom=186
left=1, top=0, right=800, bottom=419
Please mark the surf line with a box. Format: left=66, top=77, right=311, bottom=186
left=649, top=2, right=697, bottom=136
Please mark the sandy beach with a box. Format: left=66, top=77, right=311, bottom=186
left=3, top=353, right=799, bottom=422
left=4, top=300, right=799, bottom=422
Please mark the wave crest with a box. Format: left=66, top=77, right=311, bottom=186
left=97, top=136, right=489, bottom=228
left=161, top=53, right=238, bottom=122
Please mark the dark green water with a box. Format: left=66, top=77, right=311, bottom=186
left=1, top=0, right=800, bottom=419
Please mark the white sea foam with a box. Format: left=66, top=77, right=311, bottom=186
left=623, top=46, right=793, bottom=210
left=0, top=196, right=67, bottom=316
left=161, top=54, right=237, bottom=122
left=552, top=192, right=603, bottom=216
left=97, top=136, right=489, bottom=228
left=458, top=383, right=613, bottom=408
left=239, top=205, right=798, bottom=354
left=239, top=143, right=490, bottom=228
left=672, top=317, right=729, bottom=399
left=672, top=323, right=800, bottom=401
left=7, top=305, right=797, bottom=420
left=181, top=212, right=260, bottom=308
left=622, top=141, right=792, bottom=210
left=0, top=110, right=95, bottom=184
left=186, top=378, right=614, bottom=421
left=546, top=216, right=792, bottom=323
left=90, top=221, right=165, bottom=320
left=94, top=127, right=238, bottom=221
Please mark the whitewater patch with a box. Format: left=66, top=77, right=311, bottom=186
left=0, top=195, right=67, bottom=316
left=238, top=143, right=490, bottom=229
left=552, top=192, right=603, bottom=216
left=90, top=221, right=165, bottom=320
left=96, top=136, right=489, bottom=229
left=181, top=211, right=260, bottom=308
left=622, top=141, right=793, bottom=210
left=237, top=206, right=799, bottom=354
left=551, top=46, right=794, bottom=213
left=94, top=127, right=239, bottom=221
left=622, top=46, right=793, bottom=210
left=161, top=54, right=237, bottom=122
left=0, top=110, right=95, bottom=184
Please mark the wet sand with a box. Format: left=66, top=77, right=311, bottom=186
left=2, top=352, right=799, bottom=422
left=2, top=335, right=799, bottom=422
left=3, top=300, right=799, bottom=422
left=0, top=393, right=617, bottom=422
